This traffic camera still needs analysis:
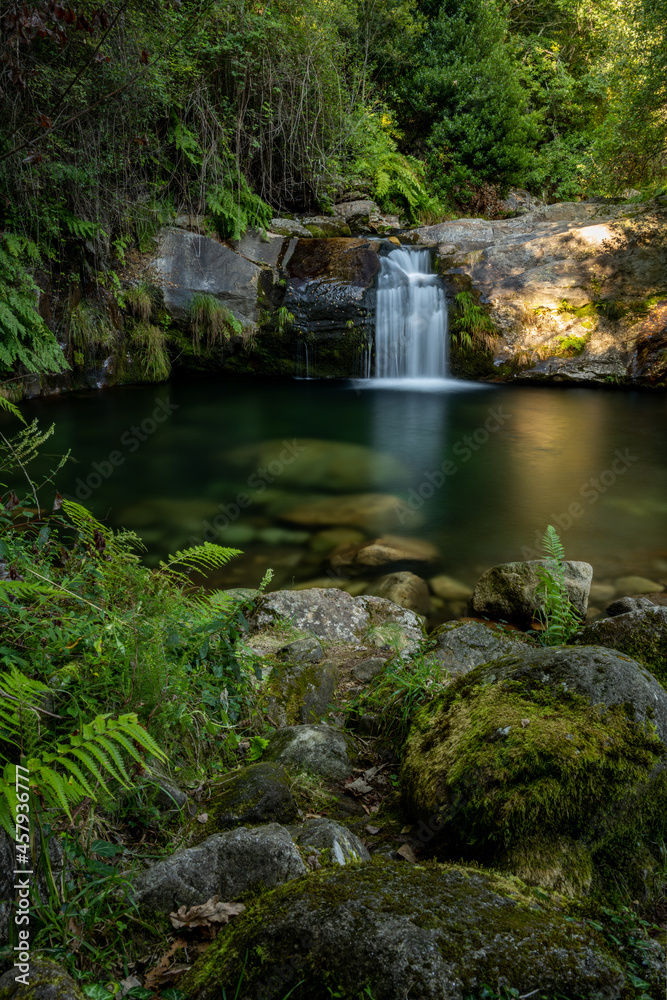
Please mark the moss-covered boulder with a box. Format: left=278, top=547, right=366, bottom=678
left=199, top=763, right=297, bottom=836
left=401, top=646, right=667, bottom=899
left=179, top=861, right=626, bottom=1000
left=265, top=659, right=340, bottom=726
left=0, top=959, right=84, bottom=1000
left=570, top=606, right=667, bottom=685
left=264, top=724, right=356, bottom=780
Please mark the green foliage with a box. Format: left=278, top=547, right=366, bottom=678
left=128, top=322, right=171, bottom=381
left=68, top=302, right=116, bottom=357
left=0, top=233, right=68, bottom=375
left=451, top=292, right=496, bottom=350
left=206, top=176, right=273, bottom=243
left=122, top=284, right=154, bottom=323
left=535, top=525, right=582, bottom=645
left=350, top=652, right=443, bottom=751
left=351, top=112, right=433, bottom=217
left=189, top=294, right=243, bottom=352
left=159, top=542, right=243, bottom=591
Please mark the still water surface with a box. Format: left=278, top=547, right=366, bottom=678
left=14, top=378, right=667, bottom=603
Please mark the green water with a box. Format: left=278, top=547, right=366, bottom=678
left=9, top=378, right=667, bottom=610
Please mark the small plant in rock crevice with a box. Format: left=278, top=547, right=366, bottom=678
left=535, top=525, right=583, bottom=645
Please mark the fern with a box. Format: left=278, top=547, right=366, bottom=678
left=159, top=542, right=242, bottom=590
left=206, top=174, right=273, bottom=242
left=452, top=291, right=496, bottom=351
left=535, top=525, right=582, bottom=646
left=0, top=393, right=25, bottom=423
left=0, top=233, right=68, bottom=375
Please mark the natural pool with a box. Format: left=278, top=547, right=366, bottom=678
left=11, top=377, right=667, bottom=619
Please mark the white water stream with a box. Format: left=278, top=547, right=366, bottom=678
left=374, top=247, right=448, bottom=379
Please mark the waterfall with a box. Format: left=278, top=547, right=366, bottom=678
left=374, top=247, right=448, bottom=379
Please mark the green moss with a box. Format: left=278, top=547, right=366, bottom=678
left=401, top=664, right=667, bottom=901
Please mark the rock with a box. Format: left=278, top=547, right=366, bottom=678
left=264, top=724, right=355, bottom=780
left=351, top=657, right=388, bottom=683
left=471, top=559, right=593, bottom=627
left=230, top=228, right=286, bottom=267
left=288, top=818, right=370, bottom=865
left=0, top=959, right=85, bottom=1000
left=429, top=574, right=474, bottom=601
left=266, top=660, right=340, bottom=726
left=281, top=493, right=422, bottom=531
left=309, top=527, right=367, bottom=554
left=499, top=187, right=545, bottom=216
left=180, top=863, right=626, bottom=1000
left=332, top=200, right=380, bottom=227
left=402, top=645, right=667, bottom=898
left=279, top=636, right=323, bottom=663
left=589, top=582, right=617, bottom=605
left=330, top=535, right=439, bottom=576
left=613, top=574, right=664, bottom=594
left=132, top=824, right=306, bottom=912
left=428, top=620, right=527, bottom=678
left=203, top=763, right=297, bottom=831
left=570, top=606, right=667, bottom=682
left=388, top=236, right=401, bottom=246
left=270, top=218, right=311, bottom=238
left=251, top=587, right=425, bottom=650
left=283, top=237, right=379, bottom=340
left=606, top=596, right=656, bottom=616
left=288, top=577, right=369, bottom=597
left=151, top=777, right=187, bottom=813
left=225, top=439, right=408, bottom=492
left=301, top=216, right=352, bottom=238
left=152, top=228, right=262, bottom=328
left=364, top=572, right=431, bottom=616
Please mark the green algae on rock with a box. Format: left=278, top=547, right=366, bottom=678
left=195, top=763, right=297, bottom=839
left=401, top=646, right=667, bottom=900
left=178, top=861, right=624, bottom=1000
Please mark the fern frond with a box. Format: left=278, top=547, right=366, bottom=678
left=159, top=543, right=242, bottom=588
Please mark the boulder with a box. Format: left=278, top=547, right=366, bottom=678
left=264, top=724, right=355, bottom=780
left=0, top=959, right=85, bottom=1000
left=278, top=636, right=323, bottom=663
left=132, top=824, right=307, bottom=912
left=202, top=763, right=297, bottom=831
left=332, top=200, right=381, bottom=227
left=402, top=645, right=667, bottom=898
left=287, top=817, right=370, bottom=865
left=570, top=606, right=667, bottom=682
left=224, top=438, right=408, bottom=492
left=429, top=574, right=474, bottom=601
left=330, top=535, right=439, bottom=576
left=179, top=863, right=626, bottom=1000
left=470, top=559, right=593, bottom=627
left=364, top=571, right=431, bottom=616
left=352, top=656, right=388, bottom=683
left=309, top=527, right=367, bottom=555
left=250, top=587, right=425, bottom=650
left=606, top=596, right=656, bottom=616
left=265, top=659, right=340, bottom=726
left=152, top=228, right=262, bottom=327
left=281, top=493, right=422, bottom=531
left=428, top=620, right=527, bottom=678
left=270, top=218, right=311, bottom=238
left=301, top=216, right=352, bottom=238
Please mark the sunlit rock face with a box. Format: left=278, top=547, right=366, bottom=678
left=416, top=197, right=667, bottom=386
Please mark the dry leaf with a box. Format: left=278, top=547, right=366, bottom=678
left=346, top=777, right=373, bottom=795
left=119, top=976, right=141, bottom=997
left=170, top=896, right=245, bottom=931
left=397, top=844, right=417, bottom=864
left=363, top=766, right=379, bottom=781
left=365, top=825, right=380, bottom=835
left=196, top=813, right=209, bottom=824
left=144, top=938, right=189, bottom=991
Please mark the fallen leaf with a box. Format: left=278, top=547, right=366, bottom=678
left=118, top=977, right=141, bottom=997
left=365, top=825, right=380, bottom=835
left=196, top=813, right=209, bottom=824
left=345, top=777, right=373, bottom=795
left=400, top=825, right=412, bottom=834
left=144, top=938, right=188, bottom=991
left=363, top=766, right=379, bottom=781
left=397, top=844, right=417, bottom=864
left=170, top=896, right=245, bottom=931
left=521, top=718, right=530, bottom=728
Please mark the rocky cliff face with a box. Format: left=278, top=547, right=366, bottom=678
left=415, top=197, right=667, bottom=386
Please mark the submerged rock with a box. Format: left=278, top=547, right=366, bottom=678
left=281, top=492, right=422, bottom=531
left=471, top=559, right=593, bottom=627
left=330, top=535, right=439, bottom=576
left=613, top=574, right=664, bottom=594
left=429, top=574, right=474, bottom=601
left=264, top=724, right=356, bottom=780
left=364, top=571, right=431, bottom=616
left=402, top=645, right=667, bottom=899
left=132, top=825, right=306, bottom=912
left=179, top=862, right=625, bottom=1000
left=570, top=605, right=667, bottom=683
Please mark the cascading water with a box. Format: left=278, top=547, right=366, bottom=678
left=374, top=247, right=448, bottom=379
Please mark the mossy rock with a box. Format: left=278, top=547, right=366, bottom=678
left=401, top=645, right=667, bottom=901
left=179, top=860, right=625, bottom=1000
left=0, top=959, right=84, bottom=1000
left=570, top=606, right=667, bottom=685
left=194, top=763, right=297, bottom=841
left=264, top=724, right=356, bottom=780
left=265, top=660, right=340, bottom=726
